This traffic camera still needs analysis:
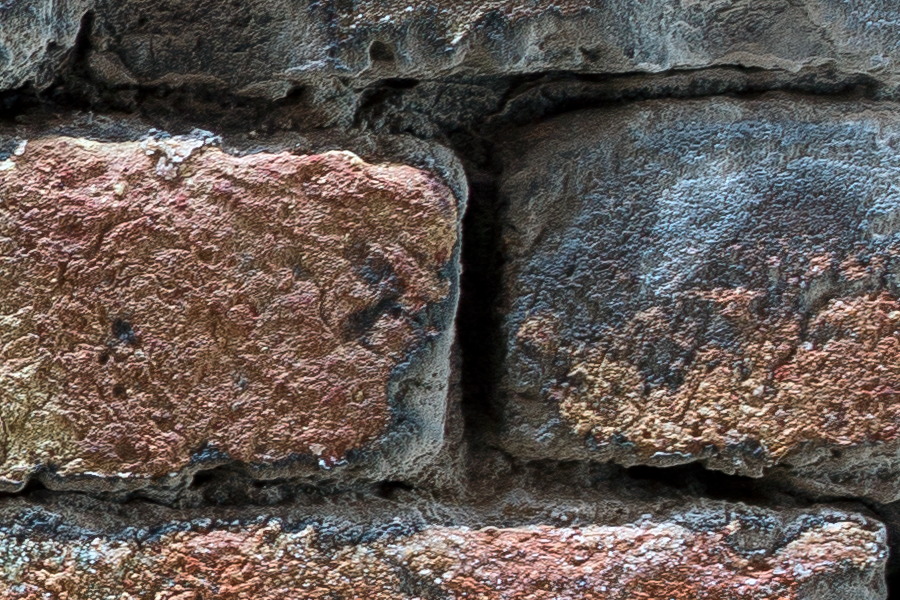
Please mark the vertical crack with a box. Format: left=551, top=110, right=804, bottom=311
left=451, top=132, right=509, bottom=449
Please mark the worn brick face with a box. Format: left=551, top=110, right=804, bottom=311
left=0, top=507, right=886, bottom=599
left=498, top=97, right=900, bottom=501
left=0, top=136, right=458, bottom=489
left=11, top=0, right=898, bottom=105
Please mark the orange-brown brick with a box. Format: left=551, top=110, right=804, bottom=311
left=0, top=506, right=886, bottom=599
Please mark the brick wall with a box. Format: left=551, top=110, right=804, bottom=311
left=1, top=2, right=899, bottom=598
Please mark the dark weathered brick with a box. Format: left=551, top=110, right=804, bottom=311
left=498, top=96, right=900, bottom=501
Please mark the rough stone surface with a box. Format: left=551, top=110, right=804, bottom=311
left=5, top=2, right=900, bottom=101
left=76, top=1, right=900, bottom=98
left=0, top=504, right=886, bottom=600
left=0, top=133, right=459, bottom=490
left=498, top=95, right=900, bottom=502
left=0, top=0, right=93, bottom=93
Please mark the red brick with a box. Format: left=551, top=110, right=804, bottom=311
left=0, top=135, right=459, bottom=489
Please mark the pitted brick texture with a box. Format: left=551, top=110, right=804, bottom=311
left=0, top=136, right=458, bottom=487
left=498, top=97, right=900, bottom=500
left=0, top=508, right=885, bottom=599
